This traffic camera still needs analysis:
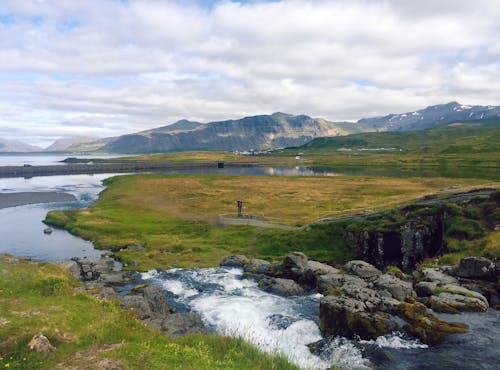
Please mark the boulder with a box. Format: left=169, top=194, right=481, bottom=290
left=344, top=260, right=382, bottom=280
left=220, top=255, right=250, bottom=268
left=415, top=281, right=438, bottom=297
left=306, top=261, right=340, bottom=276
left=421, top=268, right=458, bottom=285
left=458, top=279, right=500, bottom=309
left=57, top=260, right=81, bottom=280
left=143, top=285, right=170, bottom=318
left=27, top=333, right=56, bottom=352
left=121, top=295, right=152, bottom=320
left=375, top=273, right=415, bottom=302
left=243, top=259, right=272, bottom=274
left=456, top=257, right=498, bottom=281
left=319, top=295, right=396, bottom=340
left=258, top=277, right=305, bottom=297
left=283, top=252, right=308, bottom=271
left=429, top=293, right=488, bottom=314
left=161, top=313, right=207, bottom=337
left=428, top=284, right=489, bottom=313
left=99, top=272, right=125, bottom=285
left=92, top=257, right=115, bottom=274
left=396, top=301, right=468, bottom=345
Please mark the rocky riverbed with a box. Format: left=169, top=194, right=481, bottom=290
left=219, top=252, right=499, bottom=345
left=60, top=251, right=499, bottom=348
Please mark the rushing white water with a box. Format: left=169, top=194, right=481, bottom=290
left=142, top=267, right=371, bottom=369
left=359, top=333, right=428, bottom=349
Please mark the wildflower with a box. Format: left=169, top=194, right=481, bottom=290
left=5, top=363, right=10, bottom=368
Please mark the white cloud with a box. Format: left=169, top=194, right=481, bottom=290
left=0, top=0, right=499, bottom=146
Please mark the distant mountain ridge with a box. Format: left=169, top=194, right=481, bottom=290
left=101, top=112, right=348, bottom=154
left=357, top=102, right=500, bottom=131
left=0, top=138, right=42, bottom=152
left=45, top=137, right=100, bottom=152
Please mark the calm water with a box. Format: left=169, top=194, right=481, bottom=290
left=0, top=173, right=118, bottom=260
left=0, top=153, right=131, bottom=166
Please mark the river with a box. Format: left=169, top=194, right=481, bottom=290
left=0, top=154, right=498, bottom=369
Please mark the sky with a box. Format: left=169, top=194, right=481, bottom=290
left=1, top=0, right=500, bottom=147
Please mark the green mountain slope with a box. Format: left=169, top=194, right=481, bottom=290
left=300, top=120, right=500, bottom=155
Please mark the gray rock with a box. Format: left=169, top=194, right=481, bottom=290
left=440, top=284, right=489, bottom=307
left=380, top=296, right=401, bottom=311
left=121, top=295, right=152, bottom=320
left=161, top=313, right=207, bottom=337
left=422, top=268, right=458, bottom=285
left=57, top=260, right=81, bottom=280
left=258, top=277, right=305, bottom=296
left=429, top=292, right=489, bottom=314
left=317, top=272, right=368, bottom=295
left=344, top=286, right=383, bottom=312
left=415, top=281, right=438, bottom=297
left=99, top=272, right=125, bottom=284
left=344, top=260, right=382, bottom=280
left=375, top=273, right=415, bottom=302
left=27, top=333, right=56, bottom=352
left=458, top=279, right=500, bottom=309
left=243, top=258, right=271, bottom=273
left=319, top=295, right=396, bottom=340
left=220, top=255, right=250, bottom=268
left=92, top=257, right=115, bottom=274
left=306, top=261, right=340, bottom=276
left=143, top=285, right=170, bottom=318
left=283, top=252, right=308, bottom=271
left=456, top=257, right=498, bottom=280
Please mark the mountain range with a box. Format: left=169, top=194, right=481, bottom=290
left=2, top=102, right=499, bottom=153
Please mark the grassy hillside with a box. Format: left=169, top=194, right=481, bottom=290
left=270, top=122, right=499, bottom=180
left=299, top=121, right=500, bottom=153
left=45, top=174, right=494, bottom=270
left=0, top=255, right=296, bottom=370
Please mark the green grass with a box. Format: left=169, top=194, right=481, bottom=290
left=0, top=255, right=297, bottom=370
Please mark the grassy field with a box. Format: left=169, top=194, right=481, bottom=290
left=0, top=254, right=297, bottom=370
left=45, top=174, right=496, bottom=270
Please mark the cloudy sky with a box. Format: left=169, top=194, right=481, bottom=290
left=1, top=0, right=500, bottom=147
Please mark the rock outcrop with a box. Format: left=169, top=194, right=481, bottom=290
left=396, top=301, right=468, bottom=345
left=456, top=257, right=499, bottom=281
left=28, top=333, right=56, bottom=352
left=161, top=313, right=207, bottom=337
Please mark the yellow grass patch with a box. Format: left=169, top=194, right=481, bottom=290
left=106, top=174, right=492, bottom=226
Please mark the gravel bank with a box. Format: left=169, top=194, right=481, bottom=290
left=0, top=192, right=76, bottom=209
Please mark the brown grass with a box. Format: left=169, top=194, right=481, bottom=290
left=109, top=174, right=491, bottom=226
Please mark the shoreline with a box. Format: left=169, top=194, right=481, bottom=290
left=0, top=161, right=263, bottom=178
left=0, top=191, right=77, bottom=209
